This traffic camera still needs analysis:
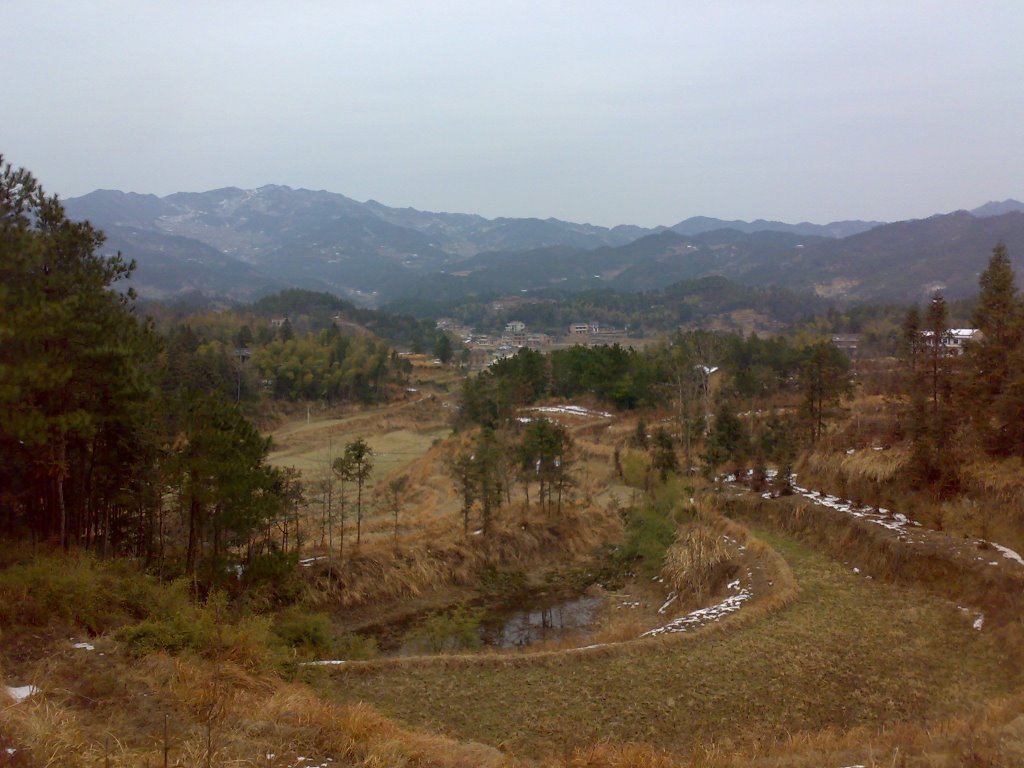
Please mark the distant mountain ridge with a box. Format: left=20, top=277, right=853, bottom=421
left=668, top=215, right=880, bottom=239
left=745, top=209, right=1024, bottom=301
left=970, top=199, right=1024, bottom=218
left=62, top=186, right=1024, bottom=304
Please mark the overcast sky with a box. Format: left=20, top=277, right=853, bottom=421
left=3, top=2, right=1023, bottom=227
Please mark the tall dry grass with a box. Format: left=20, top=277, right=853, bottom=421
left=0, top=652, right=508, bottom=768
left=662, top=524, right=734, bottom=602
left=303, top=502, right=621, bottom=610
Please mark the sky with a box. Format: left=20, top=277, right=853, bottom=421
left=3, top=1, right=1023, bottom=228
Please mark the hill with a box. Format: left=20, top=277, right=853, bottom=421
left=65, top=185, right=1024, bottom=305
left=64, top=186, right=880, bottom=303
left=749, top=210, right=1024, bottom=301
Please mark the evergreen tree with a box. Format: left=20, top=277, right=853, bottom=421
left=969, top=244, right=1020, bottom=405
left=445, top=448, right=477, bottom=536
left=473, top=428, right=505, bottom=532
left=434, top=332, right=454, bottom=365
left=0, top=156, right=151, bottom=548
left=170, top=394, right=285, bottom=578
left=650, top=427, right=679, bottom=482
left=924, top=294, right=951, bottom=418
left=702, top=403, right=748, bottom=479
left=337, top=437, right=373, bottom=547
left=799, top=342, right=849, bottom=443
left=519, top=418, right=574, bottom=516
left=901, top=305, right=922, bottom=378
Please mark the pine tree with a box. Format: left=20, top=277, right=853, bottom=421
left=702, top=403, right=748, bottom=479
left=650, top=427, right=679, bottom=482
left=338, top=437, right=373, bottom=547
left=799, top=342, right=849, bottom=443
left=924, top=294, right=951, bottom=418
left=0, top=156, right=150, bottom=548
left=969, top=243, right=1020, bottom=405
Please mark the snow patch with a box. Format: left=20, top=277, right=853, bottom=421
left=974, top=614, right=985, bottom=631
left=988, top=541, right=1024, bottom=567
left=299, top=659, right=347, bottom=666
left=642, top=574, right=753, bottom=638
left=527, top=405, right=614, bottom=419
left=73, top=642, right=95, bottom=651
left=5, top=685, right=39, bottom=703
left=657, top=593, right=678, bottom=614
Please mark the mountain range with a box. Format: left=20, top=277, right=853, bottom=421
left=63, top=187, right=1024, bottom=305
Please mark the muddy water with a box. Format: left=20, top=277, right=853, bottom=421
left=364, top=590, right=605, bottom=655
left=480, top=593, right=604, bottom=648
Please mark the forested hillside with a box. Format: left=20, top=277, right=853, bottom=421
left=0, top=158, right=414, bottom=571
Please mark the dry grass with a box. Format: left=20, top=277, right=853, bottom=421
left=324, top=525, right=1011, bottom=759
left=662, top=524, right=734, bottom=601
left=0, top=652, right=507, bottom=767
left=302, top=503, right=622, bottom=611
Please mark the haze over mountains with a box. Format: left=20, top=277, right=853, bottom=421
left=63, top=187, right=1024, bottom=306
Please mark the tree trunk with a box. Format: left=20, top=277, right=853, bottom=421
left=186, top=475, right=202, bottom=577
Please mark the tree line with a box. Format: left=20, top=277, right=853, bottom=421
left=454, top=325, right=851, bottom=489
left=897, top=244, right=1024, bottom=495
left=0, top=158, right=408, bottom=583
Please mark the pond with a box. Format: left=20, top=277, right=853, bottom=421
left=480, top=593, right=604, bottom=649
left=362, top=589, right=605, bottom=655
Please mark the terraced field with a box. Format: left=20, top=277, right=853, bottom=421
left=321, top=531, right=1015, bottom=761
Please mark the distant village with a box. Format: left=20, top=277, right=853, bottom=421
left=444, top=320, right=983, bottom=371
left=436, top=317, right=630, bottom=370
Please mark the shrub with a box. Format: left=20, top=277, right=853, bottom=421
left=617, top=479, right=693, bottom=574
left=245, top=551, right=299, bottom=585
left=116, top=591, right=277, bottom=670
left=620, top=450, right=649, bottom=488
left=333, top=632, right=378, bottom=661
left=404, top=605, right=484, bottom=653
left=0, top=552, right=157, bottom=634
left=273, top=607, right=335, bottom=653
left=478, top=566, right=528, bottom=601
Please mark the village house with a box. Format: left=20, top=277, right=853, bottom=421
left=502, top=320, right=528, bottom=348
left=943, top=328, right=982, bottom=355
left=920, top=328, right=982, bottom=356
left=831, top=334, right=861, bottom=357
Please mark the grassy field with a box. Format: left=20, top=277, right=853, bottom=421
left=322, top=532, right=1016, bottom=760
left=266, top=395, right=452, bottom=482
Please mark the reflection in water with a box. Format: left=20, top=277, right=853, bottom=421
left=481, top=594, right=604, bottom=648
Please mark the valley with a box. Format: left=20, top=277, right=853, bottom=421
left=4, top=156, right=1024, bottom=768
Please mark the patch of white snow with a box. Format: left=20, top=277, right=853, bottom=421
left=657, top=593, right=678, bottom=614
left=5, top=685, right=39, bottom=703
